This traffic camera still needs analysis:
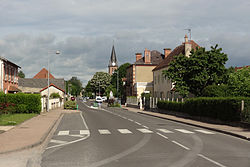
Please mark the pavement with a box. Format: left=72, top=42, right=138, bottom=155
left=0, top=108, right=79, bottom=154
left=122, top=106, right=250, bottom=141
left=0, top=103, right=249, bottom=155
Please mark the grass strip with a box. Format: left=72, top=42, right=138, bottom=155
left=0, top=113, right=38, bottom=126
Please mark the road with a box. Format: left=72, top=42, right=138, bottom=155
left=41, top=100, right=250, bottom=167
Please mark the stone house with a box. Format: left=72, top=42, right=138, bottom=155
left=0, top=56, right=21, bottom=93
left=152, top=35, right=200, bottom=100
left=126, top=48, right=167, bottom=98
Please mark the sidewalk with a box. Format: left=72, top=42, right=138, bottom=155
left=0, top=109, right=79, bottom=154
left=122, top=106, right=250, bottom=141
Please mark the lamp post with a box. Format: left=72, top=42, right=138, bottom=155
left=47, top=50, right=60, bottom=112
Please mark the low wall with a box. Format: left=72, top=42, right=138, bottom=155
left=41, top=97, right=64, bottom=112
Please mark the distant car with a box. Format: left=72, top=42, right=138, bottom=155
left=71, top=97, right=75, bottom=101
left=95, top=96, right=103, bottom=103
left=102, top=96, right=107, bottom=102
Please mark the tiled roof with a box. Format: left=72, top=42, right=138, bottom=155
left=33, top=68, right=55, bottom=79
left=19, top=78, right=65, bottom=91
left=40, top=83, right=65, bottom=93
left=153, top=40, right=200, bottom=71
left=235, top=65, right=250, bottom=70
left=135, top=50, right=165, bottom=65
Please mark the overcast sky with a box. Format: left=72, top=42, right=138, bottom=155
left=0, top=0, right=249, bottom=86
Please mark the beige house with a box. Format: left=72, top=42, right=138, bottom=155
left=152, top=35, right=200, bottom=100
left=126, top=48, right=167, bottom=98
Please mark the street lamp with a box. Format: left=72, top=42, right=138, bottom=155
left=47, top=50, right=60, bottom=112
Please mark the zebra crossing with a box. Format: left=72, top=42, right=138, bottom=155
left=55, top=128, right=215, bottom=136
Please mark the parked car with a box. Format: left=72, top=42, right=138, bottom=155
left=71, top=96, right=75, bottom=101
left=95, top=96, right=103, bottom=103
left=102, top=96, right=107, bottom=102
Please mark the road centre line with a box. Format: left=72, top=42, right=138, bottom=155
left=172, top=140, right=190, bottom=150
left=156, top=132, right=169, bottom=139
left=142, top=125, right=149, bottom=129
left=135, top=122, right=141, bottom=125
left=198, top=154, right=227, bottom=167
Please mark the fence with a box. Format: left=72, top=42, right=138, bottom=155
left=41, top=97, right=64, bottom=112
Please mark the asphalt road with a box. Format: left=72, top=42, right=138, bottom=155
left=41, top=100, right=250, bottom=167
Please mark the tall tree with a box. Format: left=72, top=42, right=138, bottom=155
left=18, top=70, right=25, bottom=78
left=67, top=77, right=83, bottom=96
left=163, top=45, right=228, bottom=97
left=89, top=72, right=111, bottom=96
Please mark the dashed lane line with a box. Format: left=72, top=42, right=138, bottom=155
left=118, top=129, right=133, bottom=134
left=98, top=129, right=111, bottom=135
left=58, top=131, right=69, bottom=136
left=175, top=129, right=194, bottom=134
left=198, top=154, right=227, bottom=167
left=172, top=140, right=190, bottom=150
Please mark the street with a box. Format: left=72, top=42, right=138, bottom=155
left=41, top=101, right=250, bottom=167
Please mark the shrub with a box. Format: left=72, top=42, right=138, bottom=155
left=64, top=101, right=77, bottom=110
left=50, top=93, right=61, bottom=99
left=157, top=97, right=250, bottom=123
left=202, top=84, right=230, bottom=97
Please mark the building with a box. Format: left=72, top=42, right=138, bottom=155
left=108, top=45, right=118, bottom=75
left=33, top=68, right=55, bottom=79
left=0, top=57, right=21, bottom=93
left=152, top=35, right=200, bottom=99
left=126, top=48, right=166, bottom=98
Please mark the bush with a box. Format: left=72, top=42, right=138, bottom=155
left=157, top=97, right=250, bottom=123
left=50, top=93, right=61, bottom=99
left=64, top=101, right=77, bottom=110
left=0, top=93, right=41, bottom=114
left=202, top=84, right=230, bottom=97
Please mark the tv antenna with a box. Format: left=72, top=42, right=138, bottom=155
left=184, top=28, right=191, bottom=41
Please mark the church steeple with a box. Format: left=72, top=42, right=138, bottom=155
left=108, top=45, right=118, bottom=75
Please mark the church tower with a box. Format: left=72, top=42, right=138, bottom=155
left=108, top=45, right=118, bottom=75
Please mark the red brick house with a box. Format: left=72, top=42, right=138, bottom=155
left=0, top=57, right=21, bottom=93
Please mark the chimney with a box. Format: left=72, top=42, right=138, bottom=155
left=164, top=48, right=171, bottom=58
left=144, top=48, right=151, bottom=64
left=136, top=53, right=142, bottom=61
left=184, top=34, right=191, bottom=57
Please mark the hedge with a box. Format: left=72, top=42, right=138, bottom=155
left=64, top=101, right=77, bottom=110
left=157, top=97, right=250, bottom=123
left=0, top=92, right=41, bottom=114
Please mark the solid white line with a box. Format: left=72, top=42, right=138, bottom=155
left=137, top=129, right=153, bottom=133
left=175, top=129, right=194, bottom=134
left=156, top=132, right=168, bottom=139
left=195, top=129, right=215, bottom=134
left=58, top=131, right=69, bottom=136
left=172, top=140, right=190, bottom=150
left=50, top=139, right=67, bottom=144
left=80, top=112, right=89, bottom=130
left=142, top=125, right=149, bottom=129
left=80, top=130, right=90, bottom=135
left=198, top=154, right=227, bottom=167
left=69, top=135, right=83, bottom=137
left=98, top=129, right=111, bottom=134
left=128, top=119, right=133, bottom=121
left=157, top=129, right=173, bottom=133
left=118, top=129, right=132, bottom=134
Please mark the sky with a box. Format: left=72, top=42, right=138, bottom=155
left=0, top=0, right=249, bottom=86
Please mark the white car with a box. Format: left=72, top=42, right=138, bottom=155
left=102, top=96, right=107, bottom=102
left=95, top=96, right=103, bottom=103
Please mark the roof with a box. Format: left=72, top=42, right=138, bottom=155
left=19, top=78, right=65, bottom=91
left=108, top=45, right=118, bottom=67
left=33, top=68, right=55, bottom=79
left=153, top=40, right=200, bottom=71
left=135, top=50, right=165, bottom=65
left=40, top=83, right=65, bottom=93
left=0, top=56, right=21, bottom=68
left=8, top=86, right=21, bottom=92
left=235, top=65, right=250, bottom=71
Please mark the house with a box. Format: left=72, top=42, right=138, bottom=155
left=126, top=48, right=166, bottom=98
left=108, top=45, right=118, bottom=75
left=0, top=56, right=21, bottom=93
left=152, top=35, right=200, bottom=100
left=33, top=68, right=55, bottom=79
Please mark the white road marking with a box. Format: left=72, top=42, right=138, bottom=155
left=118, top=129, right=132, bottom=134
left=198, top=154, right=227, bottom=167
left=128, top=119, right=133, bottom=121
left=99, top=129, right=111, bottom=134
left=50, top=139, right=67, bottom=144
left=172, top=140, right=190, bottom=150
left=58, top=131, right=69, bottom=136
left=157, top=129, right=174, bottom=133
left=195, top=129, right=215, bottom=134
left=80, top=130, right=90, bottom=135
left=156, top=132, right=169, bottom=139
left=134, top=121, right=140, bottom=125
left=175, top=129, right=194, bottom=134
left=137, top=128, right=153, bottom=133
left=142, top=125, right=149, bottom=129
left=69, top=135, right=83, bottom=137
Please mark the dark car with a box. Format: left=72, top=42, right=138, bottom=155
left=71, top=97, right=75, bottom=101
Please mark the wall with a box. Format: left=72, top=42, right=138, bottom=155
left=41, top=97, right=63, bottom=112
left=19, top=86, right=41, bottom=93
left=0, top=60, right=3, bottom=91
left=40, top=86, right=65, bottom=98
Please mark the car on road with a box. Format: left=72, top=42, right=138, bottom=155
left=95, top=96, right=103, bottom=103
left=102, top=96, right=107, bottom=102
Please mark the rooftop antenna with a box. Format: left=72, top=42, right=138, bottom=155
left=184, top=28, right=191, bottom=41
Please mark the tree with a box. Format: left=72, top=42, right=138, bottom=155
left=66, top=77, right=83, bottom=96
left=18, top=70, right=25, bottom=78
left=227, top=67, right=250, bottom=97
left=89, top=72, right=111, bottom=96
left=163, top=45, right=228, bottom=97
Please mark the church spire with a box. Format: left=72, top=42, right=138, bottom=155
left=108, top=45, right=118, bottom=75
